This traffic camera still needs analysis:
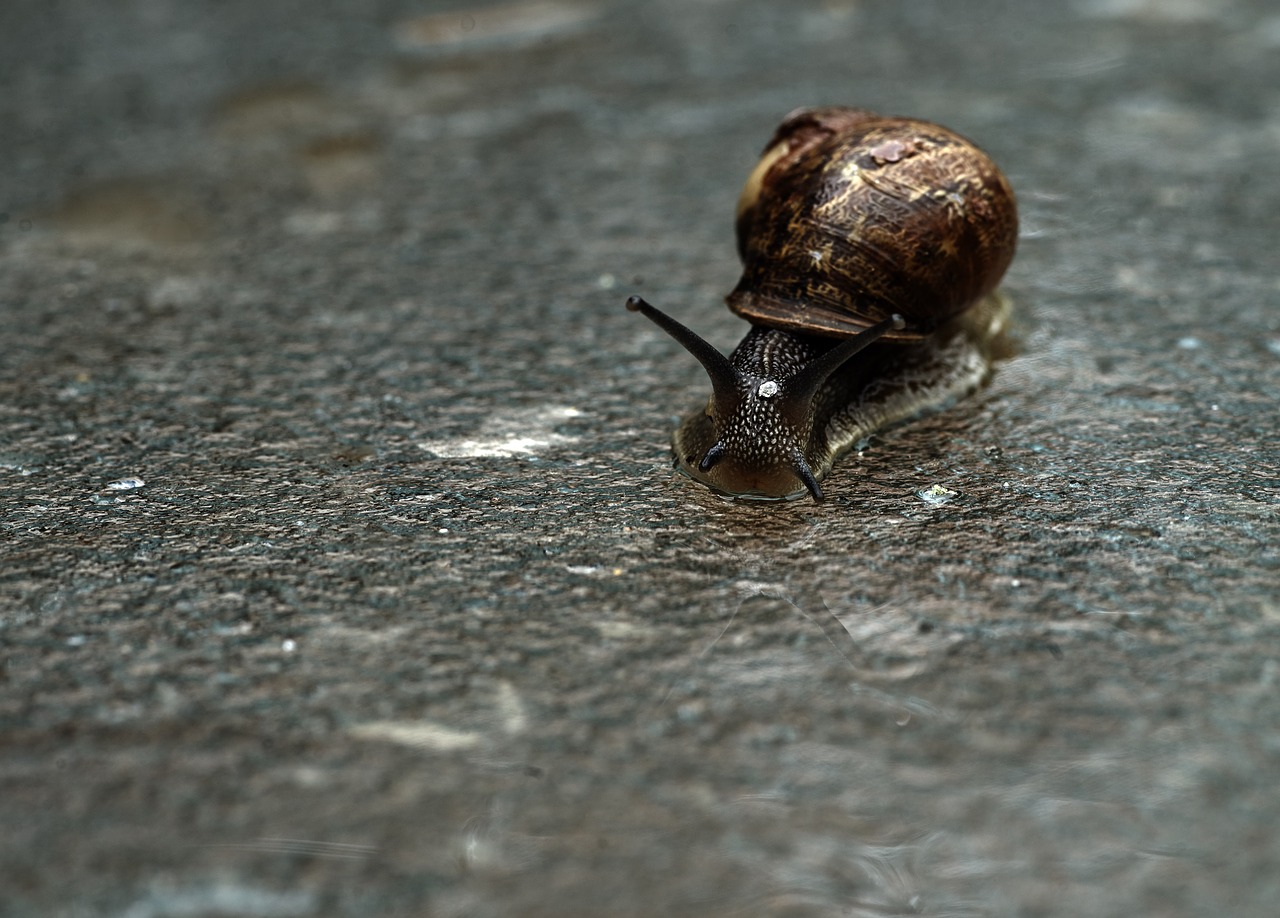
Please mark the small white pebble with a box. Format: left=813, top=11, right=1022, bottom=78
left=917, top=484, right=958, bottom=505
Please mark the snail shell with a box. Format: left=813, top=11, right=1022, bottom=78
left=627, top=106, right=1018, bottom=502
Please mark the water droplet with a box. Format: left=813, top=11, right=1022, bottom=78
left=105, top=476, right=145, bottom=491
left=282, top=639, right=297, bottom=653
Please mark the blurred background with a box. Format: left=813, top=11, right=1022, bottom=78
left=2, top=1, right=1277, bottom=916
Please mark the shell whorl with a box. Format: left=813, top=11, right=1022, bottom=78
left=729, top=107, right=1018, bottom=341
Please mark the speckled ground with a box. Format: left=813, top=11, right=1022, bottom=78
left=2, top=1, right=1278, bottom=915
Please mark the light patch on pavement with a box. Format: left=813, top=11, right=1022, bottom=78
left=419, top=405, right=582, bottom=458
left=349, top=720, right=483, bottom=751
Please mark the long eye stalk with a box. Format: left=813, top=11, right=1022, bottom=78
left=626, top=296, right=741, bottom=409
left=786, top=313, right=904, bottom=407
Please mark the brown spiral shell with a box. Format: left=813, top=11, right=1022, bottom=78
left=728, top=107, right=1018, bottom=341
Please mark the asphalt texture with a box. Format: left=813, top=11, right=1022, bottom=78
left=2, top=1, right=1278, bottom=916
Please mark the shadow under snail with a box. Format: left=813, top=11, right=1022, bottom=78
left=627, top=106, right=1018, bottom=502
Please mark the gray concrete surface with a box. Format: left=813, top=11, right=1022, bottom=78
left=2, top=1, right=1278, bottom=915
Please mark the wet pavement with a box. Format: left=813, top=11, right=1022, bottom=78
left=2, top=1, right=1278, bottom=915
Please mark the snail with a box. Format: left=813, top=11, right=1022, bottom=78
left=627, top=106, right=1018, bottom=502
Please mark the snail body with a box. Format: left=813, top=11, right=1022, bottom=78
left=628, top=106, right=1018, bottom=502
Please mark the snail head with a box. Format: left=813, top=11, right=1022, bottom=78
left=627, top=295, right=902, bottom=502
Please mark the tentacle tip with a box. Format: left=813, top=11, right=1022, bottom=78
left=698, top=443, right=726, bottom=473
left=625, top=295, right=646, bottom=313
left=794, top=456, right=825, bottom=503
left=890, top=314, right=906, bottom=330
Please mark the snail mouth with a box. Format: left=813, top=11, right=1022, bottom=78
left=672, top=412, right=817, bottom=501
left=673, top=459, right=811, bottom=502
